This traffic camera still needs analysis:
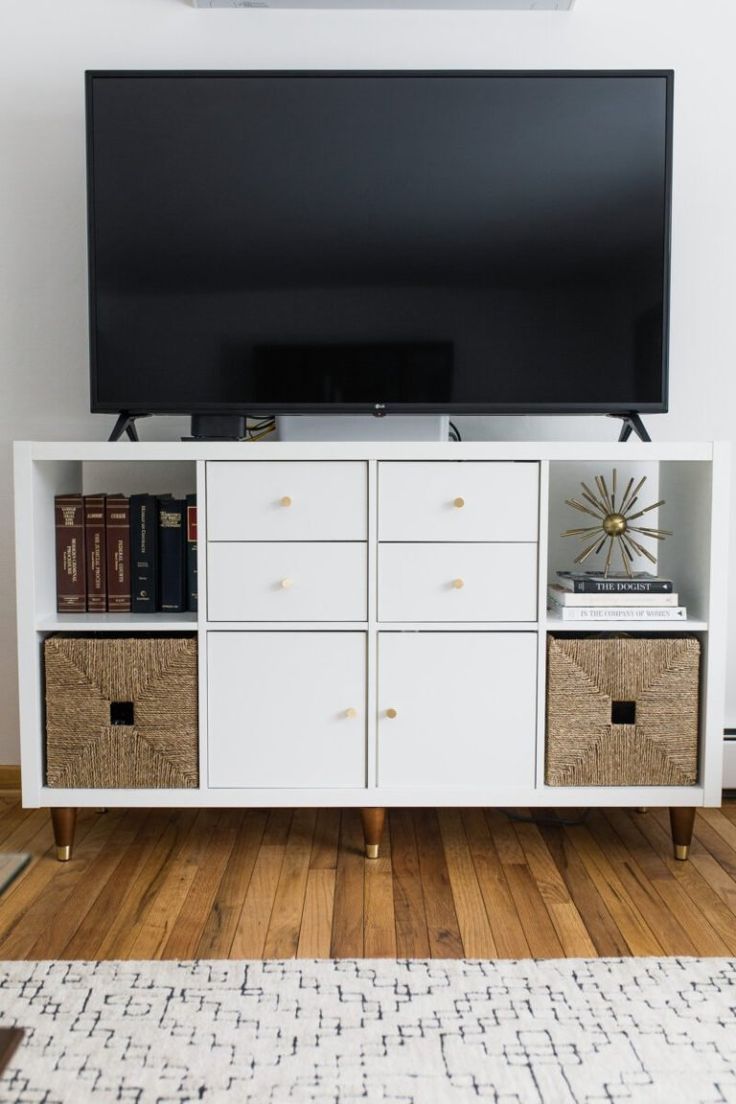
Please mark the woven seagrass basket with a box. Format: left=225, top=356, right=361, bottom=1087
left=44, top=635, right=198, bottom=788
left=546, top=634, right=700, bottom=787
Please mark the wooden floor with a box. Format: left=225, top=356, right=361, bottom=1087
left=3, top=795, right=736, bottom=959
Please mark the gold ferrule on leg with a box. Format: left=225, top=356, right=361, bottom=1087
left=56, top=844, right=72, bottom=862
left=366, top=843, right=379, bottom=860
left=674, top=844, right=689, bottom=861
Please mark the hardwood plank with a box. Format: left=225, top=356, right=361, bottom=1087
left=413, top=809, right=464, bottom=958
left=161, top=816, right=239, bottom=959
left=584, top=811, right=698, bottom=956
left=364, top=817, right=397, bottom=958
left=297, top=869, right=336, bottom=958
left=389, top=810, right=430, bottom=959
left=309, top=809, right=341, bottom=870
left=63, top=810, right=166, bottom=958
left=485, top=809, right=527, bottom=865
left=231, top=810, right=292, bottom=959
left=513, top=819, right=597, bottom=958
left=0, top=811, right=124, bottom=958
left=6, top=802, right=736, bottom=962
left=603, top=810, right=728, bottom=956
left=461, top=809, right=531, bottom=960
left=96, top=809, right=200, bottom=959
left=128, top=811, right=223, bottom=959
left=263, top=809, right=317, bottom=959
left=28, top=809, right=139, bottom=959
left=330, top=810, right=365, bottom=958
left=614, top=809, right=736, bottom=955
left=563, top=822, right=664, bottom=956
left=438, top=809, right=496, bottom=957
left=196, top=810, right=268, bottom=958
left=538, top=819, right=630, bottom=957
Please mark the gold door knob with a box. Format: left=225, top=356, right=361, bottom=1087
left=386, top=708, right=398, bottom=719
left=452, top=578, right=465, bottom=589
left=453, top=497, right=465, bottom=509
left=280, top=578, right=294, bottom=589
left=344, top=707, right=358, bottom=719
left=280, top=496, right=292, bottom=507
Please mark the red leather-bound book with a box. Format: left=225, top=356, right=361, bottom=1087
left=105, top=494, right=131, bottom=612
left=84, top=494, right=107, bottom=612
left=55, top=494, right=86, bottom=613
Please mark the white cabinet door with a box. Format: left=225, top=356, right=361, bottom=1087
left=207, top=461, right=367, bottom=540
left=379, top=462, right=539, bottom=542
left=208, top=542, right=367, bottom=621
left=378, top=632, right=537, bottom=788
left=378, top=543, right=538, bottom=622
left=208, top=632, right=366, bottom=788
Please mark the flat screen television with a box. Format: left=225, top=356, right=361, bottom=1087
left=86, top=70, right=673, bottom=424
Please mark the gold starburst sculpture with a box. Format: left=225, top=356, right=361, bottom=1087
left=562, top=469, right=671, bottom=577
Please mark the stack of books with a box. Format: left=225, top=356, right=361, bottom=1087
left=547, top=571, right=686, bottom=621
left=54, top=493, right=197, bottom=615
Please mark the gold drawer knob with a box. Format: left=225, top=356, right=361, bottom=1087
left=280, top=578, right=294, bottom=589
left=344, top=707, right=358, bottom=719
left=386, top=708, right=398, bottom=719
left=280, top=496, right=292, bottom=507
left=452, top=578, right=465, bottom=589
left=453, top=497, right=465, bottom=509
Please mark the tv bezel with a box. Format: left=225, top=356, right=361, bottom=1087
left=85, top=69, right=674, bottom=417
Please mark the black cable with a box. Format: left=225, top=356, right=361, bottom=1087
left=449, top=420, right=462, bottom=442
left=502, top=808, right=591, bottom=828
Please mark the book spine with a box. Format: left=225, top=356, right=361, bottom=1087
left=548, top=588, right=678, bottom=608
left=550, top=604, right=687, bottom=621
left=186, top=494, right=198, bottom=614
left=131, top=495, right=159, bottom=613
left=106, top=495, right=131, bottom=612
left=84, top=494, right=107, bottom=612
left=569, top=579, right=673, bottom=594
left=55, top=495, right=86, bottom=613
left=159, top=499, right=186, bottom=613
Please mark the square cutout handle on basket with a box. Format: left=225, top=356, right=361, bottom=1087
left=611, top=700, right=636, bottom=725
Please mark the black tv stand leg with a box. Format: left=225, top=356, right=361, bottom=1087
left=108, top=412, right=151, bottom=442
left=610, top=412, right=652, bottom=443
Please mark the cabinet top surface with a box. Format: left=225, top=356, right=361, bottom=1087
left=14, top=440, right=725, bottom=463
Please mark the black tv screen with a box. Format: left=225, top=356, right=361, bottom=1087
left=86, top=70, right=672, bottom=416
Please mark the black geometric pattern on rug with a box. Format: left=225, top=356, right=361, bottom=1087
left=2, top=958, right=736, bottom=1102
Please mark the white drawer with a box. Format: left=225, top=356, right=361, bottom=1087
left=378, top=543, right=538, bottom=622
left=208, top=542, right=367, bottom=621
left=207, top=461, right=367, bottom=541
left=378, top=462, right=539, bottom=541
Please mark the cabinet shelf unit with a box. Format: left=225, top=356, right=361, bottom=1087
left=14, top=439, right=729, bottom=864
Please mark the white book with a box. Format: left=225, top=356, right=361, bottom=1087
left=547, top=600, right=687, bottom=621
left=547, top=584, right=678, bottom=608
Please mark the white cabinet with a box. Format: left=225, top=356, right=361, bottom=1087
left=377, top=632, right=538, bottom=788
left=207, top=460, right=367, bottom=540
left=207, top=632, right=367, bottom=788
left=378, top=542, right=538, bottom=622
left=378, top=461, right=539, bottom=542
left=208, top=542, right=367, bottom=621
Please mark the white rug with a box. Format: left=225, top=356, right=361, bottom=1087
left=2, top=958, right=736, bottom=1102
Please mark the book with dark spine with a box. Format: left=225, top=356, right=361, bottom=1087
left=55, top=494, right=86, bottom=613
left=105, top=494, right=131, bottom=612
left=84, top=494, right=107, bottom=612
left=131, top=494, right=159, bottom=613
left=556, top=570, right=674, bottom=594
left=158, top=497, right=186, bottom=613
left=186, top=493, right=198, bottom=613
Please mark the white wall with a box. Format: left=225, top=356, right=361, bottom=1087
left=1, top=0, right=735, bottom=761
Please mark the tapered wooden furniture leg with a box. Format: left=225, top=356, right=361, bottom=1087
left=51, top=808, right=77, bottom=862
left=669, top=806, right=696, bottom=861
left=361, top=808, right=385, bottom=860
